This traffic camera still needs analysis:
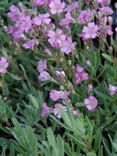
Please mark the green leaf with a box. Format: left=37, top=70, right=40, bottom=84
left=8, top=73, right=23, bottom=81
left=47, top=128, right=56, bottom=147
left=29, top=94, right=39, bottom=110
left=93, top=129, right=102, bottom=152
left=86, top=117, right=93, bottom=143
left=57, top=136, right=64, bottom=156
left=9, top=118, right=38, bottom=156
left=66, top=133, right=87, bottom=150
left=101, top=53, right=113, bottom=63
left=59, top=109, right=72, bottom=128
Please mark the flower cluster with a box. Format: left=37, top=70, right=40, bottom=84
left=41, top=102, right=78, bottom=119
left=6, top=0, right=114, bottom=49
left=5, top=0, right=117, bottom=119
left=7, top=5, right=32, bottom=43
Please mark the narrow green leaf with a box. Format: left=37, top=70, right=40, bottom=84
left=93, top=129, right=102, bottom=152
left=101, top=53, right=113, bottom=63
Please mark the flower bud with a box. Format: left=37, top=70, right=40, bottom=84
left=61, top=71, right=65, bottom=77
left=75, top=54, right=79, bottom=58
left=68, top=60, right=72, bottom=65
left=109, top=46, right=113, bottom=53
left=60, top=85, right=64, bottom=90
left=115, top=27, right=117, bottom=32
left=108, top=16, right=113, bottom=25
left=115, top=3, right=117, bottom=10
left=86, top=46, right=89, bottom=50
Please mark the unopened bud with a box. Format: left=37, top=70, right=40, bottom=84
left=76, top=54, right=79, bottom=59
left=108, top=16, right=113, bottom=25
left=61, top=71, right=65, bottom=77
left=68, top=60, right=72, bottom=65
left=60, top=85, right=64, bottom=90
left=18, top=2, right=24, bottom=9
left=115, top=3, right=117, bottom=9
left=86, top=46, right=89, bottom=50
left=4, top=97, right=7, bottom=100
left=44, top=48, right=51, bottom=56
left=115, top=27, right=117, bottom=32
left=60, top=58, right=64, bottom=62
left=109, top=46, right=113, bottom=53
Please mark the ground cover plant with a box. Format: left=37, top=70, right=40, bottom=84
left=0, top=0, right=117, bottom=155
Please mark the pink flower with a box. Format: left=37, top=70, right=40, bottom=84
left=6, top=26, right=15, bottom=35
left=47, top=29, right=66, bottom=48
left=78, top=9, right=92, bottom=24
left=99, top=25, right=113, bottom=37
left=32, top=17, right=41, bottom=27
left=38, top=71, right=51, bottom=81
left=41, top=103, right=52, bottom=118
left=72, top=109, right=78, bottom=117
left=16, top=13, right=32, bottom=33
left=7, top=5, right=20, bottom=22
left=7, top=7, right=32, bottom=43
left=82, top=22, right=99, bottom=39
left=53, top=103, right=67, bottom=118
left=39, top=13, right=51, bottom=25
left=6, top=25, right=23, bottom=43
left=60, top=12, right=73, bottom=28
left=49, top=0, right=65, bottom=14
left=50, top=90, right=70, bottom=102
left=60, top=37, right=76, bottom=54
left=65, top=2, right=79, bottom=12
left=23, top=39, right=39, bottom=49
left=75, top=66, right=89, bottom=84
left=0, top=57, right=9, bottom=74
left=50, top=90, right=60, bottom=101
left=32, top=13, right=51, bottom=27
left=84, top=96, right=98, bottom=111
left=109, top=84, right=117, bottom=96
left=37, top=60, right=47, bottom=73
left=105, top=25, right=113, bottom=35
left=99, top=7, right=113, bottom=16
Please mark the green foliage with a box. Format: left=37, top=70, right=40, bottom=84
left=8, top=118, right=38, bottom=156
left=0, top=97, right=13, bottom=122
left=39, top=128, right=64, bottom=156
left=0, top=0, right=117, bottom=156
